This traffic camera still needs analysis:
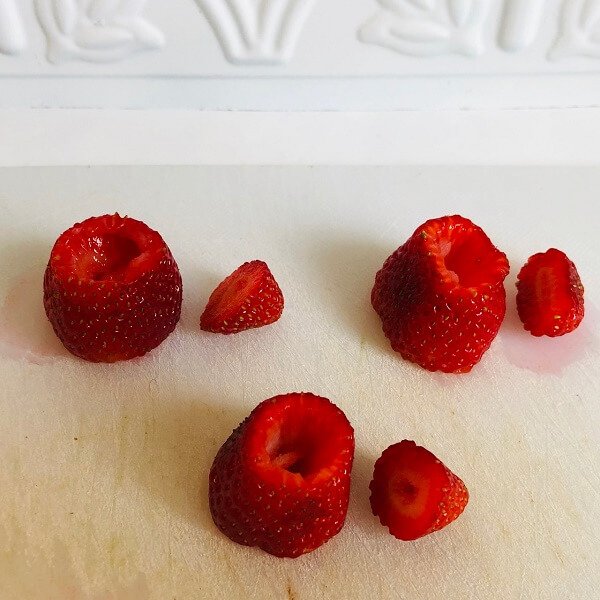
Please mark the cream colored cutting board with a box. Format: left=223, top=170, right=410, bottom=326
left=0, top=167, right=598, bottom=600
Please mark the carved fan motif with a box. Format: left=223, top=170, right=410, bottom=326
left=197, top=0, right=316, bottom=64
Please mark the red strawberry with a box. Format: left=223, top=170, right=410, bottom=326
left=372, top=215, right=509, bottom=373
left=209, top=392, right=354, bottom=558
left=43, top=214, right=182, bottom=362
left=200, top=260, right=284, bottom=334
left=370, top=440, right=469, bottom=541
left=516, top=248, right=584, bottom=337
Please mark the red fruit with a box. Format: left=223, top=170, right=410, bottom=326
left=370, top=440, right=469, bottom=541
left=209, top=392, right=354, bottom=558
left=200, top=260, right=284, bottom=334
left=372, top=215, right=509, bottom=373
left=516, top=248, right=584, bottom=337
left=43, top=214, right=182, bottom=362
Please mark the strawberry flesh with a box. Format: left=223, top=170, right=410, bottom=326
left=516, top=248, right=584, bottom=337
left=44, top=214, right=182, bottom=362
left=372, top=215, right=509, bottom=373
left=200, top=260, right=283, bottom=334
left=370, top=440, right=469, bottom=541
left=209, top=392, right=354, bottom=558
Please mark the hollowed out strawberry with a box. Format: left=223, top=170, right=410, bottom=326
left=43, top=214, right=182, bottom=362
left=372, top=215, right=510, bottom=373
left=208, top=393, right=354, bottom=558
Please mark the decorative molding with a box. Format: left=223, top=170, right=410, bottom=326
left=2, top=0, right=600, bottom=75
left=359, top=0, right=600, bottom=60
left=196, top=0, right=316, bottom=64
left=0, top=0, right=27, bottom=55
left=34, top=0, right=165, bottom=63
left=359, top=0, right=492, bottom=58
left=551, top=0, right=600, bottom=59
left=499, top=0, right=547, bottom=51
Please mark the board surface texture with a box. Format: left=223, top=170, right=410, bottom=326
left=0, top=166, right=598, bottom=600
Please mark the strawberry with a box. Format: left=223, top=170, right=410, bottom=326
left=43, top=214, right=182, bottom=362
left=516, top=248, right=584, bottom=337
left=372, top=215, right=509, bottom=373
left=209, top=392, right=354, bottom=558
left=200, top=260, right=284, bottom=334
left=370, top=440, right=469, bottom=541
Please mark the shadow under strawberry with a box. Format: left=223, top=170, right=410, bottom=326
left=307, top=230, right=401, bottom=360
left=178, top=266, right=223, bottom=334
left=346, top=448, right=380, bottom=536
left=0, top=239, right=69, bottom=362
left=116, top=390, right=248, bottom=534
left=498, top=259, right=596, bottom=375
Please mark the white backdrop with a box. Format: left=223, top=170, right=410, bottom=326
left=2, top=0, right=600, bottom=108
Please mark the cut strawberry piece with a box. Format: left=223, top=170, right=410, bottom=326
left=43, top=214, right=182, bottom=362
left=200, top=260, right=284, bottom=334
left=516, top=248, right=584, bottom=337
left=209, top=392, right=354, bottom=558
left=372, top=215, right=510, bottom=373
left=370, top=440, right=469, bottom=541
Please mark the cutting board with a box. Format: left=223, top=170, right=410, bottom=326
left=0, top=166, right=598, bottom=600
